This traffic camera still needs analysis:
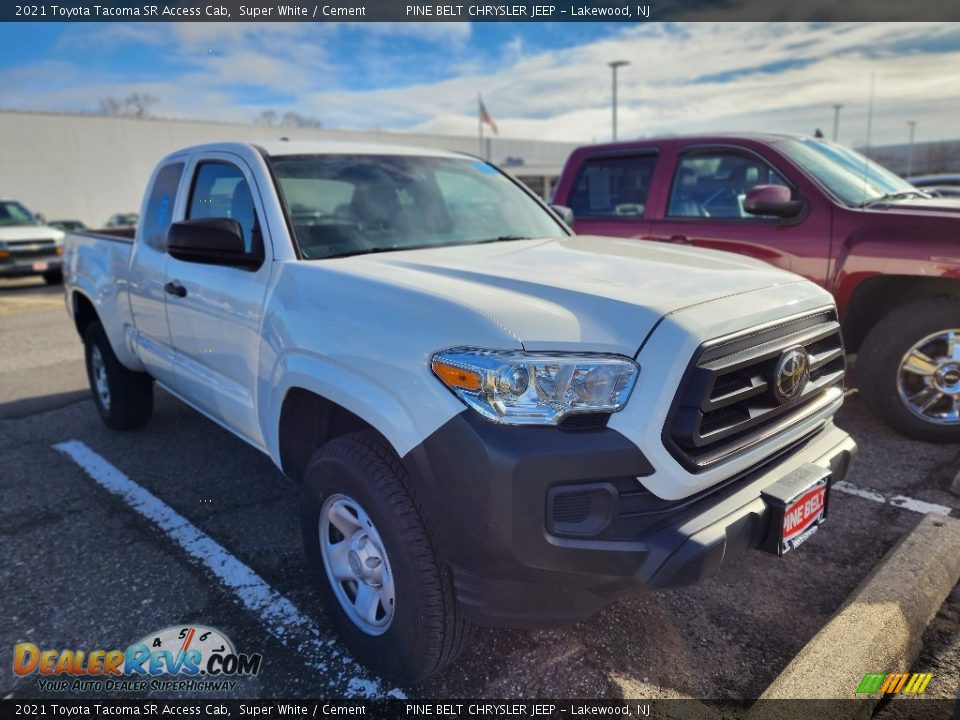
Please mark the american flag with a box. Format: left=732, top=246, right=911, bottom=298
left=478, top=95, right=499, bottom=135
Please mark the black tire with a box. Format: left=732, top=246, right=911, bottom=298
left=857, top=297, right=960, bottom=442
left=300, top=430, right=469, bottom=681
left=42, top=269, right=63, bottom=284
left=82, top=321, right=154, bottom=431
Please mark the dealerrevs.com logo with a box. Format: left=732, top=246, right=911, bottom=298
left=13, top=625, right=262, bottom=693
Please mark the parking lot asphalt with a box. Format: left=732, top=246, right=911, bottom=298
left=2, top=278, right=959, bottom=701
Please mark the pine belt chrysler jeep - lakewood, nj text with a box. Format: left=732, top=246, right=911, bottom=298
left=64, top=141, right=856, bottom=680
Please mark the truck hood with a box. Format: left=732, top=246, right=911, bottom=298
left=0, top=225, right=64, bottom=243
left=331, top=235, right=812, bottom=354
left=870, top=197, right=960, bottom=216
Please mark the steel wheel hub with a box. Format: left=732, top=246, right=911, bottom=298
left=319, top=494, right=395, bottom=635
left=91, top=346, right=111, bottom=411
left=897, top=329, right=960, bottom=425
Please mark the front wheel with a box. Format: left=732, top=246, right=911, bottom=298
left=300, top=430, right=469, bottom=681
left=83, top=321, right=154, bottom=430
left=43, top=269, right=63, bottom=284
left=858, top=298, right=960, bottom=442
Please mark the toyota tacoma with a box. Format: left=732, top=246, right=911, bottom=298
left=64, top=141, right=856, bottom=680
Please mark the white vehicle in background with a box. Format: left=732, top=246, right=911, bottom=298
left=105, top=212, right=139, bottom=228
left=63, top=141, right=856, bottom=680
left=0, top=199, right=65, bottom=284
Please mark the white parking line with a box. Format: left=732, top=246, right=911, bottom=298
left=54, top=439, right=403, bottom=699
left=833, top=480, right=954, bottom=516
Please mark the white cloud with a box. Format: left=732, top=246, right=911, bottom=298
left=4, top=22, right=959, bottom=145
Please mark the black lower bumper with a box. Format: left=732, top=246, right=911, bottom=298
left=403, top=413, right=856, bottom=629
left=0, top=256, right=62, bottom=278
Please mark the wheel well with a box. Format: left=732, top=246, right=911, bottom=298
left=278, top=388, right=378, bottom=482
left=72, top=292, right=99, bottom=337
left=842, top=276, right=960, bottom=353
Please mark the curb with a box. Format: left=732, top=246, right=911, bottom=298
left=752, top=513, right=960, bottom=716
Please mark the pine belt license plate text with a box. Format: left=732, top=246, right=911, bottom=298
left=760, top=464, right=831, bottom=557
left=781, top=478, right=829, bottom=553
left=32, top=261, right=48, bottom=271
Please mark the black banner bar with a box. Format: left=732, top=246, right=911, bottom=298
left=1, top=699, right=959, bottom=720
left=3, top=0, right=960, bottom=22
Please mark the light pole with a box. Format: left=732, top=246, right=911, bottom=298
left=832, top=103, right=843, bottom=141
left=608, top=60, right=630, bottom=141
left=906, top=120, right=917, bottom=178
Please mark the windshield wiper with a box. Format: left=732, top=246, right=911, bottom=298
left=320, top=245, right=414, bottom=260
left=861, top=190, right=932, bottom=207
left=317, top=236, right=537, bottom=260
left=475, top=235, right=535, bottom=244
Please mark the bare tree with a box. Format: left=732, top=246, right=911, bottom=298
left=255, top=110, right=278, bottom=126
left=281, top=111, right=323, bottom=128
left=125, top=93, right=158, bottom=118
left=99, top=93, right=159, bottom=118
left=98, top=97, right=124, bottom=116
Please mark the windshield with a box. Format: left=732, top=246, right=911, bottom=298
left=777, top=138, right=917, bottom=207
left=0, top=201, right=39, bottom=227
left=268, top=154, right=567, bottom=260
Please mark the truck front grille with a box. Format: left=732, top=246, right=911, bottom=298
left=6, top=239, right=57, bottom=259
left=665, top=307, right=845, bottom=471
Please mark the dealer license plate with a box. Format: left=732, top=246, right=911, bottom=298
left=780, top=476, right=829, bottom=554
left=760, top=464, right=832, bottom=557
left=32, top=261, right=48, bottom=271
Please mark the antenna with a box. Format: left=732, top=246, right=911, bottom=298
left=860, top=71, right=876, bottom=207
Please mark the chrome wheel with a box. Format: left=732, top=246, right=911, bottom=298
left=897, top=329, right=960, bottom=425
left=319, top=493, right=395, bottom=635
left=91, top=346, right=111, bottom=412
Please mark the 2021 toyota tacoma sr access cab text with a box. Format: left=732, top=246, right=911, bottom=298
left=64, top=141, right=856, bottom=680
left=552, top=133, right=960, bottom=441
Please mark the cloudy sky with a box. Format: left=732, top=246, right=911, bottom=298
left=1, top=22, right=958, bottom=146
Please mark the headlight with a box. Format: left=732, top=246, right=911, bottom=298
left=431, top=348, right=639, bottom=425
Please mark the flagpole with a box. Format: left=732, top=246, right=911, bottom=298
left=478, top=94, right=484, bottom=156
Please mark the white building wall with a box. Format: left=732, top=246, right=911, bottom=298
left=0, top=110, right=578, bottom=227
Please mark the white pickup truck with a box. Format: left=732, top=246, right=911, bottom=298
left=0, top=198, right=65, bottom=283
left=65, top=141, right=856, bottom=680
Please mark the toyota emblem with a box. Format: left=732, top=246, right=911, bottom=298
left=774, top=347, right=810, bottom=402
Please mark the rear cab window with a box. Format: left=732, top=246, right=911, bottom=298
left=141, top=162, right=183, bottom=250
left=567, top=153, right=659, bottom=219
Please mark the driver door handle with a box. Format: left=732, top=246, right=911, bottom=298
left=164, top=281, right=187, bottom=298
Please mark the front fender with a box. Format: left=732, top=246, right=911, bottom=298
left=262, top=349, right=465, bottom=468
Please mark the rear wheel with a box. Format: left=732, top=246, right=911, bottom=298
left=82, top=321, right=153, bottom=430
left=300, top=430, right=469, bottom=681
left=858, top=298, right=960, bottom=442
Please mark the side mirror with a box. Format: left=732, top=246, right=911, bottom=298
left=550, top=204, right=575, bottom=227
left=743, top=185, right=805, bottom=219
left=166, top=218, right=261, bottom=269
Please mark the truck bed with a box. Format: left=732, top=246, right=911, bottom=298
left=71, top=227, right=136, bottom=243
left=64, top=228, right=137, bottom=369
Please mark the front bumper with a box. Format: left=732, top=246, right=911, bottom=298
left=0, top=255, right=62, bottom=278
left=403, top=413, right=856, bottom=628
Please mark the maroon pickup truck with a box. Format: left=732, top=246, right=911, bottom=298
left=552, top=133, right=960, bottom=441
